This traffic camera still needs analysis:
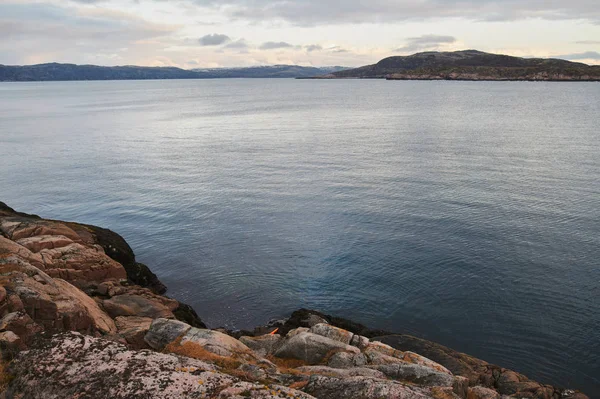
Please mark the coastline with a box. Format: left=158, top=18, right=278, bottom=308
left=0, top=201, right=591, bottom=398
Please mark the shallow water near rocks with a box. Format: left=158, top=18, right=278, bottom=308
left=0, top=79, right=598, bottom=396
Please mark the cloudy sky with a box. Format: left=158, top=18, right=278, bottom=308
left=1, top=0, right=599, bottom=68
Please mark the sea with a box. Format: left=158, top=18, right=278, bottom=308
left=0, top=79, right=598, bottom=396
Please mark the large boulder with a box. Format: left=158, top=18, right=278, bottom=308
left=327, top=351, right=368, bottom=369
left=178, top=327, right=258, bottom=360
left=371, top=363, right=455, bottom=387
left=400, top=351, right=451, bottom=374
left=467, top=386, right=500, bottom=399
left=310, top=323, right=354, bottom=345
left=144, top=318, right=191, bottom=350
left=239, top=334, right=283, bottom=357
left=273, top=331, right=360, bottom=365
left=5, top=332, right=314, bottom=399
left=0, top=219, right=127, bottom=288
left=115, top=316, right=153, bottom=349
left=147, top=319, right=258, bottom=362
left=0, top=242, right=117, bottom=344
left=303, top=375, right=435, bottom=399
left=102, top=293, right=175, bottom=319
left=296, top=365, right=387, bottom=379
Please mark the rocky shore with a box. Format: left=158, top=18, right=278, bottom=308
left=0, top=201, right=590, bottom=399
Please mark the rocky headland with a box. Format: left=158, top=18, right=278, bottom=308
left=314, top=50, right=600, bottom=81
left=0, top=201, right=590, bottom=399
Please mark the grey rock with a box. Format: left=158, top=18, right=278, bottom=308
left=180, top=327, right=257, bottom=359
left=310, top=323, right=354, bottom=345
left=350, top=334, right=370, bottom=349
left=102, top=294, right=174, bottom=319
left=296, top=366, right=387, bottom=379
left=274, top=332, right=360, bottom=365
left=303, top=375, right=434, bottom=399
left=453, top=376, right=469, bottom=399
left=371, top=363, right=455, bottom=387
left=239, top=334, right=282, bottom=357
left=115, top=316, right=153, bottom=349
left=287, top=327, right=309, bottom=337
left=327, top=351, right=368, bottom=369
left=144, top=318, right=191, bottom=350
left=467, top=386, right=501, bottom=399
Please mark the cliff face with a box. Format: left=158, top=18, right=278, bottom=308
left=0, top=202, right=590, bottom=399
left=326, top=50, right=600, bottom=81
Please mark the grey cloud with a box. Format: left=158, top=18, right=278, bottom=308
left=305, top=44, right=322, bottom=52
left=198, top=33, right=230, bottom=46
left=556, top=51, right=600, bottom=60
left=184, top=0, right=600, bottom=25
left=0, top=3, right=178, bottom=64
left=224, top=40, right=249, bottom=51
left=395, top=34, right=457, bottom=53
left=259, top=41, right=293, bottom=50
left=326, top=46, right=348, bottom=53
left=0, top=3, right=176, bottom=42
left=575, top=40, right=600, bottom=44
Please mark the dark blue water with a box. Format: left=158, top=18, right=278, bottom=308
left=0, top=79, right=598, bottom=395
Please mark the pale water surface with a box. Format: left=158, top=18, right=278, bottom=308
left=0, top=79, right=598, bottom=396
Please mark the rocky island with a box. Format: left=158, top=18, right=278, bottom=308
left=0, top=201, right=590, bottom=398
left=316, top=50, right=600, bottom=81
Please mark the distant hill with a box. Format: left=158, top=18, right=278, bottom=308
left=323, top=50, right=600, bottom=81
left=0, top=63, right=349, bottom=82
left=0, top=63, right=201, bottom=82
left=192, top=65, right=348, bottom=78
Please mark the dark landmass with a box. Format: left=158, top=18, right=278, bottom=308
left=319, top=50, right=600, bottom=81
left=192, top=65, right=348, bottom=78
left=0, top=202, right=590, bottom=398
left=0, top=63, right=348, bottom=82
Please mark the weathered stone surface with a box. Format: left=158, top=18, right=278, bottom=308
left=102, top=294, right=175, bottom=319
left=239, top=334, right=282, bottom=357
left=371, top=363, right=455, bottom=387
left=0, top=219, right=127, bottom=289
left=115, top=316, right=153, bottom=349
left=274, top=331, right=360, bottom=365
left=179, top=327, right=257, bottom=359
left=363, top=348, right=405, bottom=366
left=310, top=323, right=354, bottom=345
left=0, top=259, right=116, bottom=342
left=453, top=376, right=469, bottom=399
left=0, top=330, right=21, bottom=360
left=327, top=351, right=368, bottom=369
left=79, top=223, right=167, bottom=294
left=365, top=341, right=402, bottom=357
left=5, top=332, right=312, bottom=399
left=287, top=327, right=309, bottom=337
left=350, top=334, right=370, bottom=349
left=16, top=235, right=75, bottom=253
left=0, top=330, right=20, bottom=343
left=1, top=219, right=82, bottom=242
left=144, top=318, right=191, bottom=350
left=401, top=351, right=452, bottom=374
left=296, top=365, right=387, bottom=379
left=303, top=375, right=435, bottom=399
left=467, top=386, right=501, bottom=399
left=217, top=381, right=316, bottom=398
left=431, top=386, right=462, bottom=399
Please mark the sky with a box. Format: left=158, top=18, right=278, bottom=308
left=1, top=0, right=599, bottom=68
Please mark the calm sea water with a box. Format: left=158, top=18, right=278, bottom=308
left=0, top=79, right=598, bottom=395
